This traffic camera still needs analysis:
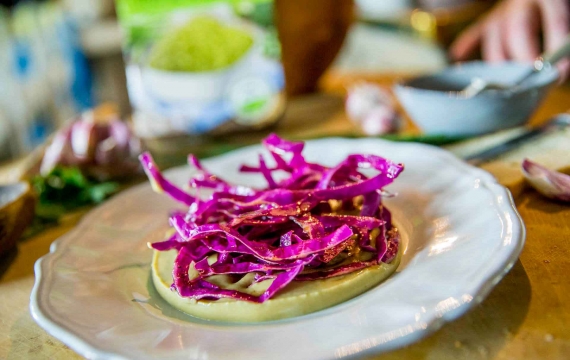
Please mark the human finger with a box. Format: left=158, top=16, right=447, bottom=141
left=539, top=0, right=570, bottom=53
left=449, top=23, right=483, bottom=61
left=482, top=20, right=507, bottom=62
left=504, top=2, right=540, bottom=61
left=556, top=58, right=570, bottom=82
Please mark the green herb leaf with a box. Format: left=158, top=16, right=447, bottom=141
left=32, top=166, right=120, bottom=222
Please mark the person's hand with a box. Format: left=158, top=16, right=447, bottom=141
left=449, top=0, right=570, bottom=78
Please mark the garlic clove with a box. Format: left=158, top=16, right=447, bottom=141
left=70, top=121, right=97, bottom=160
left=345, top=82, right=393, bottom=123
left=95, top=137, right=118, bottom=166
left=522, top=158, right=570, bottom=202
left=360, top=107, right=398, bottom=136
left=345, top=82, right=399, bottom=136
left=39, top=108, right=141, bottom=180
left=40, top=128, right=73, bottom=176
left=109, top=120, right=131, bottom=153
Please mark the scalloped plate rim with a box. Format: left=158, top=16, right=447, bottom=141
left=29, top=137, right=526, bottom=359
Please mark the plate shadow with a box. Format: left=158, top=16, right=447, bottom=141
left=370, top=259, right=531, bottom=359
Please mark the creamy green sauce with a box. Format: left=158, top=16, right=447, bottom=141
left=149, top=16, right=254, bottom=72
left=152, top=247, right=401, bottom=322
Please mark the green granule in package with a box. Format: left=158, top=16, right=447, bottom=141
left=149, top=16, right=254, bottom=72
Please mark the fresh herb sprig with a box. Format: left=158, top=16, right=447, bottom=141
left=31, top=166, right=119, bottom=223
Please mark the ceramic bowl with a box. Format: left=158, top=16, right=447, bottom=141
left=394, top=61, right=559, bottom=136
left=0, top=182, right=35, bottom=255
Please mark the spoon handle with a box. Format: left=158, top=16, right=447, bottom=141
left=514, top=35, right=570, bottom=87
left=543, top=35, right=570, bottom=66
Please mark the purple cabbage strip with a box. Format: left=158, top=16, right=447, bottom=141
left=141, top=134, right=403, bottom=303
left=173, top=223, right=353, bottom=261
left=194, top=256, right=311, bottom=277
left=257, top=154, right=278, bottom=189
left=361, top=191, right=382, bottom=217
left=140, top=152, right=195, bottom=206
left=263, top=134, right=304, bottom=155
left=295, top=260, right=375, bottom=281
left=318, top=214, right=384, bottom=230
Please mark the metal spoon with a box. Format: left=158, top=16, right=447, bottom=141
left=464, top=113, right=570, bottom=165
left=460, top=35, right=570, bottom=98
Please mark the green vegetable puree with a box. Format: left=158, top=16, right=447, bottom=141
left=151, top=246, right=401, bottom=322
left=149, top=16, right=254, bottom=72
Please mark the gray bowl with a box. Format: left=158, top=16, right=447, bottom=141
left=394, top=61, right=559, bottom=136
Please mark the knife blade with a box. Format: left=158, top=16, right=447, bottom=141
left=464, top=113, right=570, bottom=166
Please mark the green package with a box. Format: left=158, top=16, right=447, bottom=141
left=116, top=0, right=285, bottom=137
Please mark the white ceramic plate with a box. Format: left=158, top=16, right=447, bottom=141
left=30, top=138, right=525, bottom=360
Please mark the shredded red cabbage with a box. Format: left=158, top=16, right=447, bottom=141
left=141, top=134, right=403, bottom=303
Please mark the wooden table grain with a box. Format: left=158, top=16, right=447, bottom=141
left=1, top=75, right=569, bottom=360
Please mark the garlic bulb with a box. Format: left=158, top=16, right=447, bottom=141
left=522, top=159, right=570, bottom=202
left=40, top=110, right=141, bottom=181
left=360, top=106, right=398, bottom=136
left=345, top=82, right=399, bottom=136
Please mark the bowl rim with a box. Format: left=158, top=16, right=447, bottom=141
left=393, top=60, right=559, bottom=100
left=0, top=182, right=30, bottom=209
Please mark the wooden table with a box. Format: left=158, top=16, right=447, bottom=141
left=1, top=74, right=570, bottom=359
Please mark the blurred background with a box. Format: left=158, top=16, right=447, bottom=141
left=0, top=0, right=494, bottom=163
